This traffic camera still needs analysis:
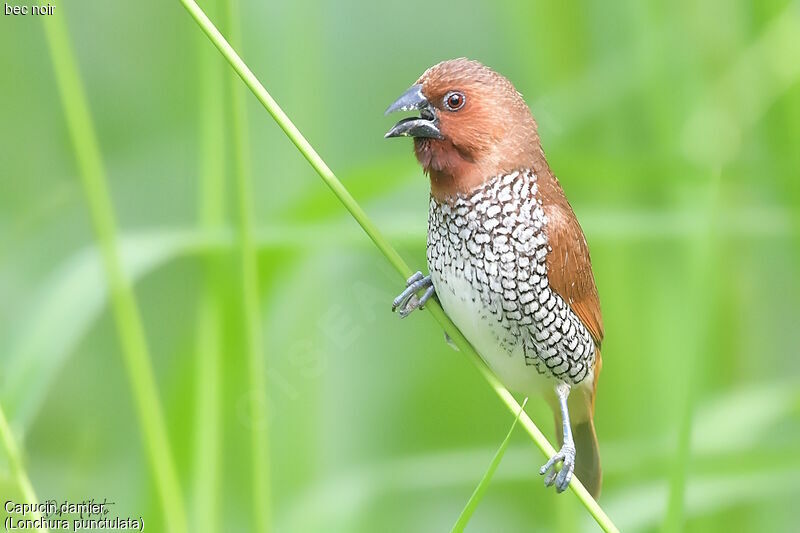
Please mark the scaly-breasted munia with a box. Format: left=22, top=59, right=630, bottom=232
left=385, top=58, right=604, bottom=497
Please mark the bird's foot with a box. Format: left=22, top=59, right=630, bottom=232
left=539, top=442, right=576, bottom=493
left=392, top=271, right=435, bottom=318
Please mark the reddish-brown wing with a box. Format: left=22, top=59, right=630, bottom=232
left=537, top=171, right=604, bottom=348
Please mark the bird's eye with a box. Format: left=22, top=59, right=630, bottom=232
left=444, top=91, right=466, bottom=111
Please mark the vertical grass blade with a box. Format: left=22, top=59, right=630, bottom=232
left=40, top=9, right=187, bottom=533
left=191, top=0, right=226, bottom=529
left=0, top=405, right=49, bottom=533
left=178, top=2, right=619, bottom=531
left=191, top=299, right=223, bottom=532
left=226, top=0, right=272, bottom=530
left=662, top=171, right=721, bottom=532
left=451, top=398, right=528, bottom=533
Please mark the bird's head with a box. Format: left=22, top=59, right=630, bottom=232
left=385, top=58, right=542, bottom=199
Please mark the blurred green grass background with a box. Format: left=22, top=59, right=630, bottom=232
left=2, top=0, right=800, bottom=531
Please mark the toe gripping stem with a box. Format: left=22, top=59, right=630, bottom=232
left=392, top=271, right=435, bottom=318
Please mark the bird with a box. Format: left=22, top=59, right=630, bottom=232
left=384, top=58, right=604, bottom=497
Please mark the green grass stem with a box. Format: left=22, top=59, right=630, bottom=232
left=40, top=10, right=187, bottom=533
left=662, top=171, right=721, bottom=532
left=178, top=1, right=619, bottom=530
left=0, top=405, right=48, bottom=533
left=191, top=0, right=227, bottom=529
left=451, top=398, right=528, bottom=532
left=225, top=0, right=272, bottom=530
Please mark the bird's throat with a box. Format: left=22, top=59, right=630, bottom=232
left=415, top=138, right=493, bottom=201
left=429, top=167, right=488, bottom=201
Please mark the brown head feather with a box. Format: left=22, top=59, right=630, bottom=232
left=413, top=59, right=543, bottom=200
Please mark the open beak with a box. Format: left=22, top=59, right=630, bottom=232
left=384, top=84, right=443, bottom=139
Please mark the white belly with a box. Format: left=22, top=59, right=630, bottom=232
left=432, top=270, right=554, bottom=396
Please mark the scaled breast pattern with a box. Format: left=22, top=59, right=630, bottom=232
left=427, top=170, right=596, bottom=384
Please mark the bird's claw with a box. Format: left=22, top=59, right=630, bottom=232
left=539, top=443, right=575, bottom=493
left=392, top=271, right=435, bottom=318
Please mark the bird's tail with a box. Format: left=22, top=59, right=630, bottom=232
left=573, top=417, right=602, bottom=498
left=553, top=389, right=602, bottom=498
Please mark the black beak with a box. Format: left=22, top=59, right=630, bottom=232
left=384, top=84, right=443, bottom=139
